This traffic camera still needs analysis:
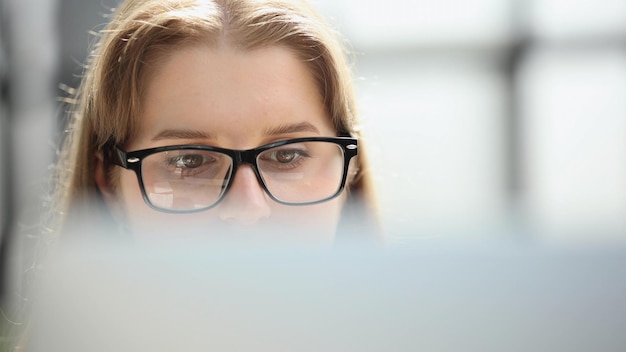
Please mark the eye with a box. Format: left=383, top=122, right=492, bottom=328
left=273, top=150, right=299, bottom=163
left=264, top=148, right=311, bottom=165
left=174, top=154, right=205, bottom=168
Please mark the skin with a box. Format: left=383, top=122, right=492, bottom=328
left=96, top=44, right=348, bottom=243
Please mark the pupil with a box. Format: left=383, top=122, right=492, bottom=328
left=182, top=155, right=203, bottom=168
left=276, top=151, right=295, bottom=163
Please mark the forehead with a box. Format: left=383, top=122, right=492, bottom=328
left=130, top=44, right=334, bottom=150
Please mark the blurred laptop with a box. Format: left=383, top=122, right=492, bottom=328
left=28, top=237, right=626, bottom=352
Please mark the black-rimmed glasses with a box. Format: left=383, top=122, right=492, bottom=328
left=107, top=137, right=358, bottom=213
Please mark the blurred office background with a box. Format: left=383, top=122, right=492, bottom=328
left=1, top=0, right=626, bottom=250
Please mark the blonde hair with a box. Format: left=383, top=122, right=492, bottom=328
left=51, top=0, right=378, bottom=236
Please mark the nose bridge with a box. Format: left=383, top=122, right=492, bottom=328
left=219, top=152, right=270, bottom=225
left=231, top=149, right=263, bottom=185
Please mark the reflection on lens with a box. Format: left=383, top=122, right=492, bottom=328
left=142, top=150, right=232, bottom=211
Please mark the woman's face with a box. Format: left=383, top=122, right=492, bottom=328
left=104, top=45, right=348, bottom=243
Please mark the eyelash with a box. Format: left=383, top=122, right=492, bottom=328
left=260, top=149, right=311, bottom=170
left=164, top=154, right=219, bottom=177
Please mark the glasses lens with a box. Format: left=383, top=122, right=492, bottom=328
left=257, top=141, right=345, bottom=204
left=141, top=149, right=232, bottom=211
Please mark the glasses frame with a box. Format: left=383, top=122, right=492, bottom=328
left=107, top=137, right=358, bottom=213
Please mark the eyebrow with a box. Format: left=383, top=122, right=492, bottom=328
left=151, top=129, right=213, bottom=141
left=150, top=122, right=321, bottom=142
left=263, top=122, right=320, bottom=136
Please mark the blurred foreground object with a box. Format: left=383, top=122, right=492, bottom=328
left=0, top=0, right=9, bottom=299
left=29, top=240, right=626, bottom=352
